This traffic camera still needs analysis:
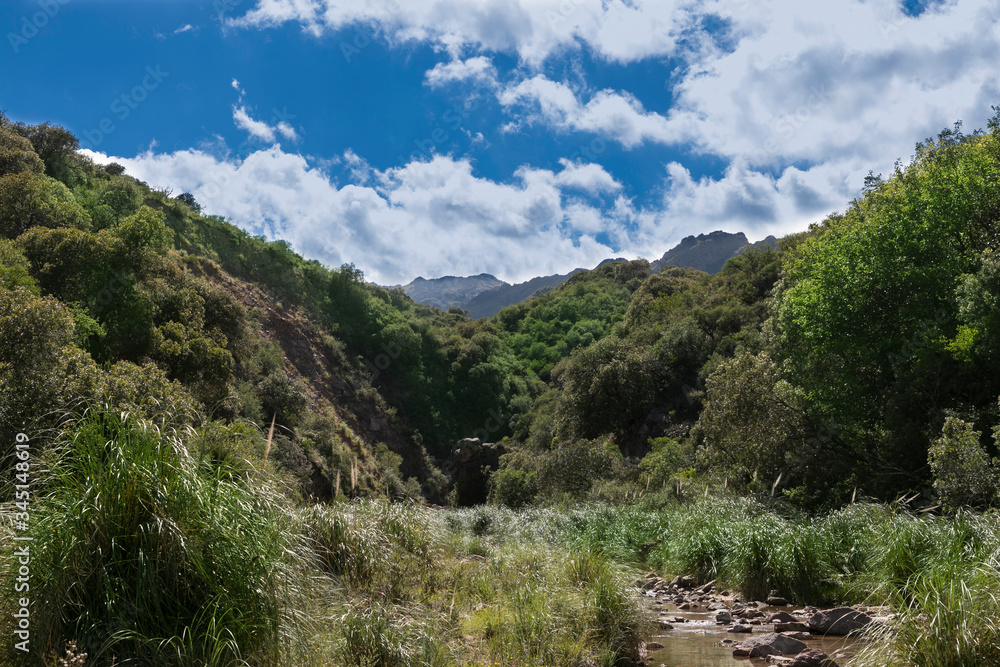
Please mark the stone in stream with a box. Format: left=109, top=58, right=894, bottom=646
left=768, top=590, right=790, bottom=606
left=767, top=611, right=798, bottom=624
left=732, top=632, right=808, bottom=658
left=715, top=609, right=732, bottom=624
left=786, top=648, right=841, bottom=666
left=728, top=624, right=753, bottom=633
left=774, top=621, right=811, bottom=633
left=808, top=607, right=873, bottom=636
left=656, top=620, right=674, bottom=630
left=780, top=631, right=813, bottom=641
left=670, top=574, right=697, bottom=588
left=644, top=641, right=665, bottom=650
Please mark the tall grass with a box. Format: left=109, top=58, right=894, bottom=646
left=1, top=408, right=315, bottom=666
left=6, top=410, right=999, bottom=666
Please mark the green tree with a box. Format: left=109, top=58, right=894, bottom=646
left=777, top=122, right=1000, bottom=485
left=0, top=126, right=44, bottom=176
left=99, top=178, right=142, bottom=221
left=115, top=205, right=173, bottom=263
left=561, top=336, right=656, bottom=444
left=11, top=121, right=80, bottom=176
left=0, top=172, right=90, bottom=238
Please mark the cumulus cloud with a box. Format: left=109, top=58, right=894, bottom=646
left=229, top=0, right=692, bottom=65
left=230, top=79, right=300, bottom=143
left=425, top=56, right=498, bottom=88
left=233, top=106, right=279, bottom=142
left=87, top=146, right=624, bottom=284
left=499, top=76, right=678, bottom=148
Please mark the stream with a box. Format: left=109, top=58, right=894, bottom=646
left=641, top=597, right=862, bottom=667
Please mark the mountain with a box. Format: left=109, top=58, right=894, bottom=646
left=650, top=230, right=755, bottom=274
left=398, top=233, right=786, bottom=319
left=397, top=273, right=506, bottom=311
left=463, top=268, right=586, bottom=319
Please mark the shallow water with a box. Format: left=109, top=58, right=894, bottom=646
left=644, top=602, right=860, bottom=667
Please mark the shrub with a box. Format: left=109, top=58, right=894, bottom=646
left=0, top=126, right=44, bottom=176
left=928, top=416, right=998, bottom=512
left=0, top=172, right=90, bottom=238
left=489, top=467, right=538, bottom=508
left=2, top=409, right=307, bottom=665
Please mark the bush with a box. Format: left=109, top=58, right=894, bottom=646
left=0, top=172, right=90, bottom=238
left=2, top=409, right=307, bottom=664
left=98, top=179, right=142, bottom=221
left=0, top=126, right=44, bottom=176
left=489, top=467, right=538, bottom=508
left=928, top=416, right=998, bottom=512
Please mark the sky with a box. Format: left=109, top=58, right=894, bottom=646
left=2, top=0, right=999, bottom=285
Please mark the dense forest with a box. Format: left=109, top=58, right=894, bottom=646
left=3, top=109, right=1000, bottom=665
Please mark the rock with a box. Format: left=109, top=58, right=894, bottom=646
left=716, top=610, right=732, bottom=624
left=767, top=658, right=797, bottom=666
left=667, top=616, right=687, bottom=623
left=780, top=631, right=813, bottom=641
left=695, top=579, right=717, bottom=593
left=645, top=641, right=665, bottom=650
left=451, top=438, right=505, bottom=505
left=732, top=633, right=808, bottom=658
left=808, top=607, right=873, bottom=636
left=678, top=602, right=692, bottom=610
left=774, top=622, right=811, bottom=633
left=768, top=592, right=790, bottom=606
left=708, top=602, right=729, bottom=611
left=768, top=611, right=798, bottom=623
left=788, top=648, right=840, bottom=666
left=670, top=575, right=697, bottom=589
left=728, top=624, right=753, bottom=633
left=656, top=621, right=674, bottom=630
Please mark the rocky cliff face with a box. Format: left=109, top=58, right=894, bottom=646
left=652, top=231, right=743, bottom=274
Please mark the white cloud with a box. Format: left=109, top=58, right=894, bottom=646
left=499, top=76, right=678, bottom=148
left=233, top=106, right=277, bottom=142
left=97, top=146, right=622, bottom=284
left=231, top=78, right=241, bottom=90
left=232, top=106, right=300, bottom=143
left=174, top=24, right=195, bottom=34
left=230, top=0, right=692, bottom=65
left=425, top=56, right=498, bottom=88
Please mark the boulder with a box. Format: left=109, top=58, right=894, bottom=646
left=808, top=607, right=873, bottom=636
left=728, top=624, right=753, bottom=633
left=670, top=575, right=697, bottom=588
left=716, top=609, right=732, bottom=624
left=774, top=622, right=811, bottom=633
left=450, top=438, right=505, bottom=505
left=788, top=649, right=840, bottom=666
left=767, top=611, right=798, bottom=624
left=768, top=591, right=790, bottom=606
left=732, top=633, right=808, bottom=658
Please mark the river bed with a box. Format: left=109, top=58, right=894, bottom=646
left=643, top=600, right=861, bottom=667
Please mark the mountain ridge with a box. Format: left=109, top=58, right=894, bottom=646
left=393, top=232, right=775, bottom=317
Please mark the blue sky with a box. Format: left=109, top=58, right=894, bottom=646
left=3, top=0, right=999, bottom=284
